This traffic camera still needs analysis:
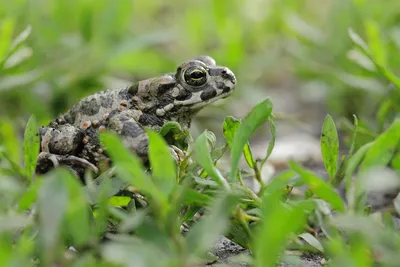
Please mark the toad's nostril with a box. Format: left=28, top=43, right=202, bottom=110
left=221, top=69, right=232, bottom=79
left=223, top=69, right=236, bottom=85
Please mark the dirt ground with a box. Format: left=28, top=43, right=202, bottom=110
left=208, top=236, right=324, bottom=267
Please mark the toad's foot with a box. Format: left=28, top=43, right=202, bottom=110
left=36, top=152, right=99, bottom=174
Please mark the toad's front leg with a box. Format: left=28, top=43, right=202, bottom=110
left=36, top=125, right=99, bottom=174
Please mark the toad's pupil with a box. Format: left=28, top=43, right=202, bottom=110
left=191, top=71, right=204, bottom=79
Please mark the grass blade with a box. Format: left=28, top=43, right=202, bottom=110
left=290, top=161, right=345, bottom=212
left=23, top=115, right=40, bottom=180
left=186, top=193, right=239, bottom=257
left=194, top=131, right=230, bottom=191
left=360, top=119, right=400, bottom=171
left=148, top=131, right=176, bottom=196
left=100, top=132, right=161, bottom=198
left=320, top=114, right=339, bottom=182
left=254, top=194, right=315, bottom=267
left=223, top=116, right=255, bottom=168
left=230, top=99, right=273, bottom=181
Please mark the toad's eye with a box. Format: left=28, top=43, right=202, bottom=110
left=183, top=66, right=208, bottom=87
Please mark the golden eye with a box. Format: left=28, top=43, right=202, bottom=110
left=183, top=66, right=207, bottom=87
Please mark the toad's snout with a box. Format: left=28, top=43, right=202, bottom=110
left=221, top=67, right=236, bottom=85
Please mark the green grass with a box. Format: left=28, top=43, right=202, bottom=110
left=1, top=0, right=400, bottom=266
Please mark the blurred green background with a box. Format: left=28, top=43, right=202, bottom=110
left=1, top=0, right=399, bottom=140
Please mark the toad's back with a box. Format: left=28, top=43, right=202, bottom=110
left=54, top=88, right=133, bottom=128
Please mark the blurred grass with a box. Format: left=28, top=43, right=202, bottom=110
left=1, top=0, right=400, bottom=137
left=2, top=2, right=400, bottom=264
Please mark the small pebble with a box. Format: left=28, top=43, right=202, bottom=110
left=82, top=136, right=90, bottom=144
left=80, top=120, right=92, bottom=129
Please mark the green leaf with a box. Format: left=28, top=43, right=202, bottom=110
left=391, top=152, right=400, bottom=171
left=108, top=196, right=131, bottom=207
left=159, top=121, right=190, bottom=150
left=344, top=142, right=374, bottom=210
left=347, top=49, right=376, bottom=71
left=261, top=114, right=276, bottom=165
left=11, top=231, right=35, bottom=265
left=180, top=186, right=212, bottom=206
left=102, top=236, right=169, bottom=267
left=365, top=20, right=386, bottom=67
left=18, top=178, right=42, bottom=211
left=180, top=206, right=202, bottom=225
left=118, top=210, right=147, bottom=233
left=348, top=28, right=400, bottom=89
left=158, top=120, right=182, bottom=136
left=148, top=131, right=176, bottom=196
left=9, top=24, right=32, bottom=52
left=222, top=116, right=239, bottom=148
left=100, top=132, right=159, bottom=195
left=59, top=169, right=92, bottom=246
left=348, top=28, right=370, bottom=53
left=376, top=100, right=393, bottom=132
left=346, top=141, right=372, bottom=185
left=230, top=99, right=273, bottom=181
left=4, top=46, right=32, bottom=69
left=360, top=119, right=400, bottom=171
left=333, top=115, right=358, bottom=186
left=186, top=193, right=239, bottom=257
left=211, top=144, right=228, bottom=162
left=324, top=234, right=373, bottom=267
left=100, top=132, right=168, bottom=216
left=85, top=172, right=128, bottom=205
left=320, top=114, right=339, bottom=182
left=0, top=24, right=32, bottom=69
left=39, top=169, right=93, bottom=248
left=23, top=115, right=40, bottom=180
left=223, top=116, right=255, bottom=168
left=226, top=219, right=253, bottom=249
left=260, top=170, right=297, bottom=197
left=38, top=170, right=69, bottom=264
left=290, top=161, right=345, bottom=212
left=91, top=175, right=112, bottom=237
left=298, top=232, right=324, bottom=253
left=254, top=194, right=315, bottom=267
left=347, top=235, right=373, bottom=267
left=194, top=131, right=230, bottom=190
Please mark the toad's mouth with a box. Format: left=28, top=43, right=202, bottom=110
left=155, top=85, right=235, bottom=118
left=173, top=86, right=235, bottom=110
